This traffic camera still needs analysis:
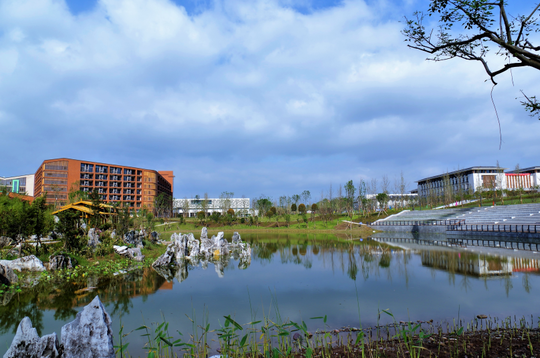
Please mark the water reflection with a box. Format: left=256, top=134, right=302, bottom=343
left=1, top=232, right=540, bottom=355
left=0, top=268, right=166, bottom=336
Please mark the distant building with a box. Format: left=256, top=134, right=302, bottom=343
left=416, top=165, right=540, bottom=200
left=34, top=158, right=173, bottom=210
left=417, top=166, right=507, bottom=198
left=362, top=193, right=418, bottom=209
left=173, top=197, right=250, bottom=217
left=505, top=166, right=540, bottom=189
left=0, top=174, right=35, bottom=196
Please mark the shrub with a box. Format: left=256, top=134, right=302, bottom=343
left=298, top=203, right=306, bottom=214
left=197, top=211, right=206, bottom=221
left=227, top=208, right=235, bottom=216
left=270, top=207, right=277, bottom=215
left=240, top=217, right=245, bottom=224
left=291, top=203, right=297, bottom=212
left=265, top=210, right=274, bottom=218
left=311, top=203, right=318, bottom=211
left=210, top=212, right=221, bottom=223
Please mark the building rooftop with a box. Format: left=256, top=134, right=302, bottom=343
left=506, top=166, right=540, bottom=173
left=416, top=166, right=507, bottom=183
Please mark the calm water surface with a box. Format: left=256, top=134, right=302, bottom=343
left=1, top=232, right=540, bottom=355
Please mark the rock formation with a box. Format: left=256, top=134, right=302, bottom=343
left=0, top=263, right=18, bottom=286
left=87, top=228, right=100, bottom=249
left=3, top=296, right=114, bottom=358
left=49, top=254, right=78, bottom=271
left=3, top=317, right=60, bottom=358
left=123, top=230, right=144, bottom=248
left=61, top=296, right=115, bottom=358
left=113, top=246, right=145, bottom=262
left=0, top=255, right=46, bottom=272
left=152, top=229, right=251, bottom=281
left=0, top=237, right=11, bottom=249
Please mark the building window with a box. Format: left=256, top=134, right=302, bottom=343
left=81, top=163, right=94, bottom=173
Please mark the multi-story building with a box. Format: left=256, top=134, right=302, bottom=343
left=505, top=166, right=540, bottom=189
left=34, top=158, right=173, bottom=210
left=417, top=166, right=507, bottom=198
left=173, top=197, right=250, bottom=217
left=0, top=174, right=35, bottom=196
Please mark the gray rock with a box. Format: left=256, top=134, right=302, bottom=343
left=49, top=254, right=78, bottom=271
left=123, top=230, right=143, bottom=248
left=0, top=263, right=17, bottom=286
left=150, top=231, right=160, bottom=243
left=0, top=255, right=46, bottom=272
left=61, top=295, right=114, bottom=358
left=87, top=228, right=100, bottom=249
left=3, top=317, right=60, bottom=358
left=200, top=227, right=208, bottom=240
left=232, top=232, right=241, bottom=244
left=152, top=265, right=176, bottom=281
left=152, top=244, right=177, bottom=267
left=0, top=237, right=11, bottom=249
left=113, top=246, right=145, bottom=262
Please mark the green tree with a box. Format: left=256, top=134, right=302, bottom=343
left=291, top=203, right=297, bottom=213
left=403, top=1, right=540, bottom=120
left=154, top=192, right=172, bottom=218
left=298, top=203, right=306, bottom=214
left=376, top=193, right=389, bottom=216
left=28, top=195, right=53, bottom=255
left=197, top=211, right=206, bottom=224
left=55, top=210, right=84, bottom=252
left=256, top=197, right=272, bottom=219
left=344, top=180, right=356, bottom=219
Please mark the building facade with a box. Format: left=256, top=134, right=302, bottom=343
left=0, top=174, right=35, bottom=196
left=34, top=158, right=173, bottom=210
left=417, top=166, right=507, bottom=198
left=173, top=197, right=250, bottom=217
left=505, top=166, right=540, bottom=189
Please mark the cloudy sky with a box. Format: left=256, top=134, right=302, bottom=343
left=1, top=0, right=538, bottom=200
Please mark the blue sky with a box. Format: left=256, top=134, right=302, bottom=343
left=0, top=0, right=538, bottom=201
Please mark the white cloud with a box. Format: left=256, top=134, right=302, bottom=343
left=0, top=0, right=538, bottom=198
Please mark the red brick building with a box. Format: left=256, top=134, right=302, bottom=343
left=34, top=158, right=173, bottom=210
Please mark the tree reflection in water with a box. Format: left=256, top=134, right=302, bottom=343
left=1, top=234, right=537, bottom=338
left=0, top=268, right=166, bottom=335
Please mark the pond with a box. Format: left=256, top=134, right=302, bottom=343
left=1, top=232, right=540, bottom=356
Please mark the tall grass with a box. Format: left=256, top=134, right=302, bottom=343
left=115, top=309, right=540, bottom=358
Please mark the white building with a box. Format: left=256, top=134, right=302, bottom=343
left=363, top=193, right=418, bottom=209
left=505, top=166, right=540, bottom=189
left=0, top=174, right=35, bottom=196
left=417, top=166, right=507, bottom=198
left=173, top=197, right=250, bottom=217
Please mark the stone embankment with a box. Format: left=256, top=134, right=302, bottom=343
left=370, top=204, right=540, bottom=239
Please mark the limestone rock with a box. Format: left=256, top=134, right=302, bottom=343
left=87, top=228, right=100, bottom=249
left=232, top=232, right=241, bottom=244
left=0, top=255, right=46, bottom=272
left=113, top=246, right=145, bottom=262
left=152, top=244, right=177, bottom=267
left=0, top=263, right=17, bottom=286
left=200, top=227, right=208, bottom=240
left=123, top=230, right=143, bottom=248
left=0, top=237, right=11, bottom=249
left=152, top=265, right=176, bottom=281
left=150, top=231, right=160, bottom=243
left=49, top=254, right=78, bottom=271
left=3, top=317, right=60, bottom=358
left=61, top=295, right=115, bottom=358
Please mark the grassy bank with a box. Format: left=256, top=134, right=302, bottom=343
left=116, top=310, right=540, bottom=358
